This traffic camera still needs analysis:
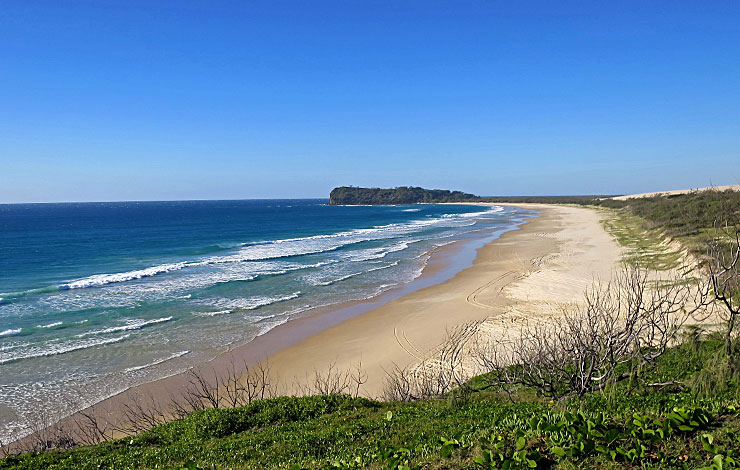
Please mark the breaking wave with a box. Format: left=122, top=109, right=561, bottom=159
left=78, top=316, right=174, bottom=337
left=0, top=334, right=130, bottom=364
left=61, top=263, right=188, bottom=290
left=124, top=350, right=190, bottom=373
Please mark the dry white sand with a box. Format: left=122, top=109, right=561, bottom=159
left=612, top=184, right=740, bottom=200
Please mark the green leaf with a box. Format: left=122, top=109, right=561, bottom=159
left=473, top=456, right=488, bottom=467
left=385, top=411, right=393, bottom=421
left=581, top=439, right=595, bottom=454
left=702, top=434, right=718, bottom=453
left=605, top=428, right=620, bottom=444
left=516, top=436, right=526, bottom=451
left=551, top=446, right=566, bottom=458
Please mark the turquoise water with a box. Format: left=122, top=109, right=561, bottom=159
left=0, top=199, right=532, bottom=441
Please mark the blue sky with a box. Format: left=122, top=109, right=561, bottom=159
left=1, top=1, right=739, bottom=202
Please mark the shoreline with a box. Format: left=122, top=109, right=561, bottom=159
left=253, top=202, right=622, bottom=397
left=262, top=204, right=564, bottom=397
left=5, top=204, right=533, bottom=444
left=7, top=203, right=623, bottom=446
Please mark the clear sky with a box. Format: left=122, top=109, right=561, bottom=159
left=1, top=1, right=739, bottom=202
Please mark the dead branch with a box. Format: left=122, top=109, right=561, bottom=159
left=350, top=361, right=367, bottom=398
left=706, top=223, right=740, bottom=371
left=475, top=263, right=709, bottom=398
left=310, top=361, right=351, bottom=395
left=71, top=404, right=112, bottom=445
left=115, top=393, right=168, bottom=436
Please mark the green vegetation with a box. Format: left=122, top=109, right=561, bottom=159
left=610, top=191, right=740, bottom=241
left=328, top=187, right=480, bottom=205
left=480, top=195, right=617, bottom=204
left=598, top=208, right=686, bottom=270
left=2, top=339, right=739, bottom=470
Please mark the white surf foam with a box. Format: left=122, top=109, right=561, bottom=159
left=205, top=292, right=301, bottom=311
left=61, top=263, right=188, bottom=290
left=442, top=206, right=504, bottom=218
left=0, top=334, right=130, bottom=364
left=366, top=260, right=401, bottom=272
left=124, top=350, right=190, bottom=373
left=0, top=328, right=21, bottom=337
left=309, top=272, right=365, bottom=286
left=194, top=309, right=232, bottom=317
left=342, top=240, right=417, bottom=262
left=0, top=340, right=30, bottom=353
left=78, top=316, right=173, bottom=337
left=37, top=321, right=63, bottom=329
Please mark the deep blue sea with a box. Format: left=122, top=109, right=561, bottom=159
left=0, top=199, right=531, bottom=441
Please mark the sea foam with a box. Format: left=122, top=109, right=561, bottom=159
left=61, top=263, right=188, bottom=290
left=78, top=316, right=173, bottom=337
left=0, top=334, right=130, bottom=364
left=124, top=350, right=190, bottom=373
left=205, top=292, right=301, bottom=312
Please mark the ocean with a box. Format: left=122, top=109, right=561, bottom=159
left=0, top=199, right=533, bottom=442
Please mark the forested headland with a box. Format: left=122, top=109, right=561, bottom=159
left=328, top=186, right=481, bottom=205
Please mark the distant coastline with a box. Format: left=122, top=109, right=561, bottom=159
left=327, top=186, right=627, bottom=206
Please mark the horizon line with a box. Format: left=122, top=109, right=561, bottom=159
left=0, top=194, right=626, bottom=205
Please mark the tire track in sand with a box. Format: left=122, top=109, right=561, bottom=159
left=465, top=270, right=527, bottom=310
left=394, top=266, right=531, bottom=360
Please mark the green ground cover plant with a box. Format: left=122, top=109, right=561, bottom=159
left=598, top=208, right=685, bottom=270
left=2, top=338, right=739, bottom=470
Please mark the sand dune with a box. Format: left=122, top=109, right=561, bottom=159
left=612, top=184, right=740, bottom=200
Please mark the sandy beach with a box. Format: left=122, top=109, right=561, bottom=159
left=264, top=204, right=623, bottom=397
left=12, top=203, right=623, bottom=443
